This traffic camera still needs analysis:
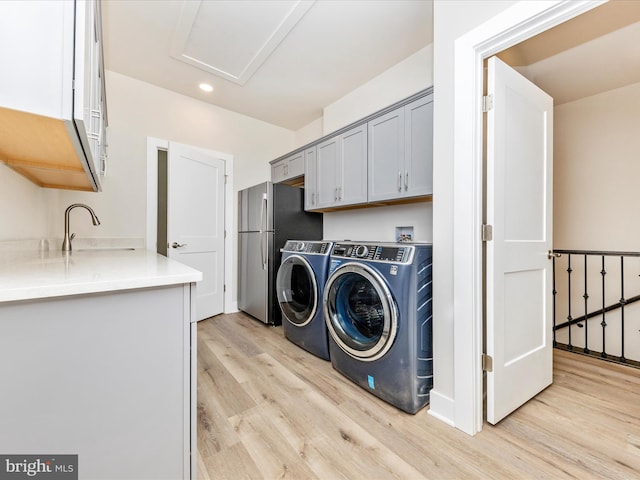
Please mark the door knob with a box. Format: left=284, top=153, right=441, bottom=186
left=171, top=242, right=187, bottom=248
left=547, top=250, right=561, bottom=259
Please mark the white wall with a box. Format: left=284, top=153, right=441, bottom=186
left=323, top=203, right=432, bottom=243
left=431, top=0, right=517, bottom=427
left=0, top=164, right=51, bottom=241
left=320, top=45, right=434, bottom=242
left=554, top=81, right=640, bottom=251
left=553, top=81, right=640, bottom=364
left=294, top=118, right=323, bottom=149
left=323, top=46, right=433, bottom=134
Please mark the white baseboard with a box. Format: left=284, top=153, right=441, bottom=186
left=428, top=389, right=456, bottom=428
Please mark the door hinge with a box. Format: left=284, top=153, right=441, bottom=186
left=482, top=224, right=493, bottom=242
left=482, top=354, right=493, bottom=372
left=223, top=284, right=226, bottom=292
left=224, top=174, right=228, bottom=185
left=482, top=94, right=494, bottom=112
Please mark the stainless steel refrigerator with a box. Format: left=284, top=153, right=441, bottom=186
left=238, top=181, right=323, bottom=325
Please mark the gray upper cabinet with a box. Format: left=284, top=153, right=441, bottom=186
left=314, top=125, right=367, bottom=210
left=404, top=95, right=433, bottom=197
left=271, top=88, right=433, bottom=212
left=315, top=136, right=340, bottom=209
left=271, top=150, right=304, bottom=184
left=368, top=107, right=405, bottom=201
left=304, top=147, right=317, bottom=210
left=368, top=94, right=433, bottom=202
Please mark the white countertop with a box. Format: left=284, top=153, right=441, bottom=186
left=0, top=248, right=202, bottom=303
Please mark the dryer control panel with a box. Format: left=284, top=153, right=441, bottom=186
left=331, top=243, right=410, bottom=263
left=282, top=240, right=333, bottom=255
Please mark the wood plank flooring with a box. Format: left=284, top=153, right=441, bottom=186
left=196, top=312, right=640, bottom=479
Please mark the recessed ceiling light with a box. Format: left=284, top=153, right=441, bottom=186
left=199, top=83, right=214, bottom=92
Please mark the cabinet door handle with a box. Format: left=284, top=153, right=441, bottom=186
left=398, top=172, right=402, bottom=192
left=405, top=172, right=409, bottom=191
left=312, top=192, right=315, bottom=205
left=334, top=187, right=338, bottom=201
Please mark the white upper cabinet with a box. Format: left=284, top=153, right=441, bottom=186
left=0, top=0, right=107, bottom=191
left=368, top=94, right=433, bottom=202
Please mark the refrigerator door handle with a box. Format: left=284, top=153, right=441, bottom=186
left=261, top=193, right=268, bottom=232
left=260, top=193, right=268, bottom=269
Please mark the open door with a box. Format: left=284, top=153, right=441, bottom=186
left=485, top=56, right=554, bottom=424
left=168, top=142, right=225, bottom=320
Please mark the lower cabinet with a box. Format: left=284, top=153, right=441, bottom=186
left=0, top=284, right=197, bottom=479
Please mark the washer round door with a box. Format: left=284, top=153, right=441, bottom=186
left=276, top=254, right=318, bottom=327
left=323, top=262, right=398, bottom=361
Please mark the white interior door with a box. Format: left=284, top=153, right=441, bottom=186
left=168, top=142, right=225, bottom=320
left=485, top=56, right=553, bottom=424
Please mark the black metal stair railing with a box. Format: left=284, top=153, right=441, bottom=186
left=552, top=249, right=640, bottom=368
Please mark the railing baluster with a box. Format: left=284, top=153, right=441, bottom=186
left=620, top=256, right=626, bottom=363
left=567, top=254, right=573, bottom=350
left=583, top=254, right=589, bottom=354
left=601, top=255, right=607, bottom=359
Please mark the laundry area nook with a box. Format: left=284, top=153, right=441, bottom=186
left=1, top=0, right=639, bottom=479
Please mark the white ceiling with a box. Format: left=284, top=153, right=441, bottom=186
left=515, top=21, right=640, bottom=106
left=500, top=1, right=640, bottom=106
left=102, top=0, right=433, bottom=131
left=102, top=0, right=640, bottom=132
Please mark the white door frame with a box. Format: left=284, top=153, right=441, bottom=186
left=145, top=137, right=235, bottom=314
left=451, top=0, right=606, bottom=435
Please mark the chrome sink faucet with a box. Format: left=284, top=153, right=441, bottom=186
left=62, top=204, right=101, bottom=251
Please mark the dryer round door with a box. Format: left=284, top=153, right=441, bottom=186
left=276, top=254, right=318, bottom=327
left=323, top=262, right=398, bottom=361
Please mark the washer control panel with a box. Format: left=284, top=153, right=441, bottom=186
left=331, top=243, right=410, bottom=263
left=282, top=241, right=333, bottom=255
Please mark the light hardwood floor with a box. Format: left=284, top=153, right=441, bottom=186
left=196, top=312, right=640, bottom=479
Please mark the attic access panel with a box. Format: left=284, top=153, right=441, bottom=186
left=170, top=0, right=314, bottom=85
